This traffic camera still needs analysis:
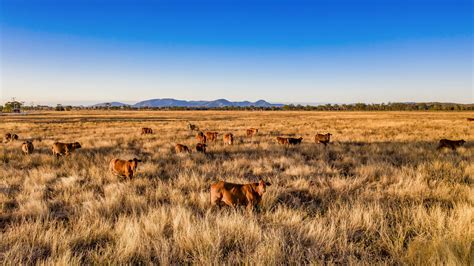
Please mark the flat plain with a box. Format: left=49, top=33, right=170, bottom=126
left=1, top=110, right=473, bottom=264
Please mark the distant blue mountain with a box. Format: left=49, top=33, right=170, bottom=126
left=92, top=102, right=129, bottom=107
left=132, top=98, right=283, bottom=108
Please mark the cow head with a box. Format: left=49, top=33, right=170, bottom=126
left=256, top=179, right=271, bottom=196
left=128, top=158, right=142, bottom=170
left=460, top=140, right=466, bottom=145
left=72, top=142, right=82, bottom=149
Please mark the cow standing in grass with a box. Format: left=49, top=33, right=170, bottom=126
left=196, top=132, right=207, bottom=144
left=210, top=180, right=271, bottom=210
left=223, top=133, right=234, bottom=145
left=314, top=133, right=332, bottom=146
left=109, top=158, right=142, bottom=178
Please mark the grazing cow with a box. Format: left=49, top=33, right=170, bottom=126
left=210, top=180, right=271, bottom=210
left=188, top=123, right=199, bottom=131
left=288, top=137, right=303, bottom=145
left=141, top=127, right=153, bottom=135
left=467, top=118, right=474, bottom=121
left=437, top=139, right=466, bottom=150
left=51, top=142, right=82, bottom=157
left=109, top=158, right=142, bottom=178
left=196, top=132, right=207, bottom=144
left=223, top=133, right=234, bottom=145
left=175, top=144, right=191, bottom=153
left=196, top=143, right=207, bottom=153
left=21, top=141, right=34, bottom=155
left=246, top=128, right=258, bottom=137
left=205, top=132, right=219, bottom=142
left=314, top=133, right=332, bottom=146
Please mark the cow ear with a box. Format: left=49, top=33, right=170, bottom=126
left=137, top=159, right=142, bottom=162
left=128, top=159, right=133, bottom=162
left=265, top=182, right=272, bottom=186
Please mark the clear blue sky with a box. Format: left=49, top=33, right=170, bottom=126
left=0, top=0, right=472, bottom=105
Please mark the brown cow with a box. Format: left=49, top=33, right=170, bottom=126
left=196, top=143, right=207, bottom=153
left=196, top=132, right=207, bottom=144
left=467, top=118, right=474, bottom=121
left=141, top=127, right=153, bottom=135
left=21, top=141, right=34, bottom=155
left=175, top=144, right=191, bottom=153
left=109, top=158, right=142, bottom=178
left=314, top=133, right=332, bottom=146
left=246, top=128, right=258, bottom=137
left=210, top=180, right=271, bottom=210
left=276, top=137, right=289, bottom=145
left=223, top=133, right=234, bottom=145
left=437, top=139, right=466, bottom=150
left=51, top=142, right=82, bottom=157
left=205, top=132, right=219, bottom=142
left=276, top=137, right=302, bottom=145
left=188, top=123, right=199, bottom=131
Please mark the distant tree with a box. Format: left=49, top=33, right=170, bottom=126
left=55, top=104, right=65, bottom=111
left=3, top=101, right=23, bottom=113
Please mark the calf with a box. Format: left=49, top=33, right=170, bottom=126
left=109, top=158, right=142, bottom=178
left=141, top=127, right=153, bottom=135
left=21, top=141, right=34, bottom=155
left=205, top=132, right=219, bottom=142
left=51, top=142, right=82, bottom=157
left=196, top=143, right=207, bottom=153
left=188, top=123, right=199, bottom=131
left=175, top=144, right=191, bottom=153
left=437, top=139, right=466, bottom=150
left=210, top=180, right=271, bottom=210
left=196, top=132, right=207, bottom=144
left=314, top=133, right=332, bottom=146
left=223, top=133, right=234, bottom=145
left=246, top=128, right=258, bottom=137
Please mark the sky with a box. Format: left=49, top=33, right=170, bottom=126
left=0, top=0, right=473, bottom=105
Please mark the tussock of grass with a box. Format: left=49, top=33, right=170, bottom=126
left=1, top=110, right=473, bottom=264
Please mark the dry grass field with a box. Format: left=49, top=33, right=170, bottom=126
left=1, top=110, right=473, bottom=264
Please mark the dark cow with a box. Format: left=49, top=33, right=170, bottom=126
left=196, top=143, right=207, bottom=153
left=22, top=141, right=34, bottom=155
left=141, top=127, right=153, bottom=135
left=437, top=139, right=466, bottom=150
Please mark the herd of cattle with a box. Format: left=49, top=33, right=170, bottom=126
left=1, top=119, right=470, bottom=210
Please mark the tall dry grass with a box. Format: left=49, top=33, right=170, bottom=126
left=1, top=111, right=473, bottom=264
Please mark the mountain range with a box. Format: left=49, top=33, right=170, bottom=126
left=93, top=98, right=283, bottom=108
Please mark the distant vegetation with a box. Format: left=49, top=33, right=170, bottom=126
left=2, top=101, right=473, bottom=112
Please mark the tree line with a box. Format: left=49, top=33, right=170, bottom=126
left=1, top=101, right=473, bottom=112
